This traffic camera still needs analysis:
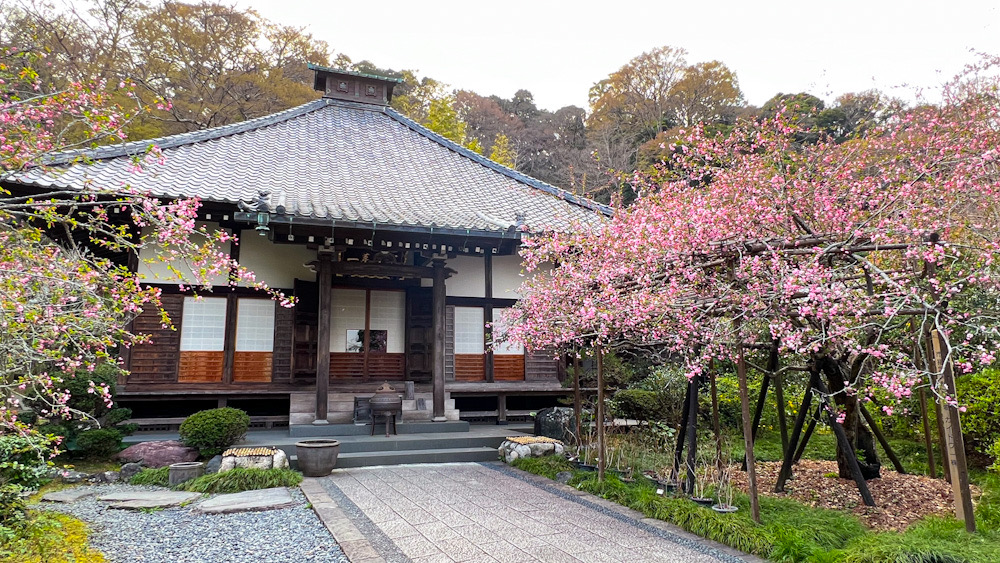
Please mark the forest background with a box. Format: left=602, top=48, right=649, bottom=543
left=0, top=0, right=905, bottom=202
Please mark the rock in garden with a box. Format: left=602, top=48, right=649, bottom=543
left=218, top=447, right=288, bottom=473
left=533, top=407, right=574, bottom=442
left=42, top=488, right=96, bottom=503
left=498, top=436, right=566, bottom=464
left=114, top=440, right=198, bottom=468
left=205, top=455, right=223, bottom=474
left=119, top=462, right=143, bottom=481
left=61, top=470, right=88, bottom=483
left=555, top=471, right=573, bottom=484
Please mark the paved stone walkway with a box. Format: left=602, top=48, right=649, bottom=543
left=302, top=462, right=756, bottom=563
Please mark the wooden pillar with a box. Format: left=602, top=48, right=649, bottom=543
left=313, top=253, right=333, bottom=425
left=736, top=337, right=761, bottom=522
left=930, top=329, right=976, bottom=532
left=596, top=347, right=607, bottom=482
left=672, top=379, right=693, bottom=481
left=684, top=373, right=699, bottom=494
left=573, top=352, right=582, bottom=443
left=919, top=388, right=937, bottom=477
left=222, top=294, right=238, bottom=385
left=432, top=259, right=447, bottom=421
left=709, top=361, right=723, bottom=478
left=776, top=368, right=816, bottom=492
left=859, top=404, right=906, bottom=474
left=484, top=251, right=494, bottom=383
left=497, top=393, right=507, bottom=425
left=815, top=377, right=876, bottom=507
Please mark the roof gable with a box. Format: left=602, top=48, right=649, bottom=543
left=7, top=98, right=610, bottom=235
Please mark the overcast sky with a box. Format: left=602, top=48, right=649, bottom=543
left=241, top=0, right=1000, bottom=112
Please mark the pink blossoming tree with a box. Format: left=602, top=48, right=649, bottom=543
left=502, top=61, right=999, bottom=523
left=0, top=46, right=286, bottom=445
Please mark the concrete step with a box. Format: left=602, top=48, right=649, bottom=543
left=289, top=420, right=470, bottom=438
left=291, top=446, right=499, bottom=469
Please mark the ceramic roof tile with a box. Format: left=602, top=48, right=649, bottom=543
left=6, top=98, right=610, bottom=234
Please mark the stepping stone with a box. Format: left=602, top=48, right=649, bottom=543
left=42, top=488, right=96, bottom=503
left=193, top=487, right=297, bottom=514
left=98, top=491, right=202, bottom=510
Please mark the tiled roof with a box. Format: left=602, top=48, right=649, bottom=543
left=6, top=98, right=610, bottom=234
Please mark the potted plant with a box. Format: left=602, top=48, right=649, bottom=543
left=689, top=457, right=713, bottom=505
left=711, top=466, right=738, bottom=513
left=295, top=439, right=340, bottom=477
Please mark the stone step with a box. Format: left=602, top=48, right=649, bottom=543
left=288, top=420, right=471, bottom=438
left=277, top=432, right=507, bottom=457
left=290, top=446, right=499, bottom=469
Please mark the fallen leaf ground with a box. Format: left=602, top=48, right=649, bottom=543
left=729, top=460, right=976, bottom=531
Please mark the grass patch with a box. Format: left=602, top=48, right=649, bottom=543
left=510, top=456, right=573, bottom=479
left=129, top=467, right=170, bottom=487
left=512, top=456, right=1000, bottom=562
left=0, top=512, right=105, bottom=563
left=176, top=468, right=302, bottom=494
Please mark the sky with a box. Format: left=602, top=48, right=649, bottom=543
left=241, top=0, right=1000, bottom=112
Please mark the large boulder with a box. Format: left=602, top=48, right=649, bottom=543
left=533, top=407, right=574, bottom=442
left=114, top=440, right=199, bottom=468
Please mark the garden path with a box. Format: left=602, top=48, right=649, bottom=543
left=303, top=462, right=758, bottom=563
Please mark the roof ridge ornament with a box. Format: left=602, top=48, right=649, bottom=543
left=309, top=63, right=400, bottom=106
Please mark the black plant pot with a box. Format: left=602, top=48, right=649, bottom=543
left=691, top=496, right=714, bottom=506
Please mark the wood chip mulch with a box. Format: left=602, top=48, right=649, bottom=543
left=728, top=460, right=979, bottom=531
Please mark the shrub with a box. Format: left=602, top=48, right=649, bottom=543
left=177, top=468, right=302, bottom=494
left=0, top=432, right=59, bottom=490
left=510, top=456, right=573, bottom=479
left=611, top=389, right=664, bottom=422
left=178, top=408, right=250, bottom=457
left=74, top=430, right=122, bottom=460
left=957, top=368, right=1000, bottom=452
left=0, top=484, right=27, bottom=529
left=129, top=467, right=169, bottom=487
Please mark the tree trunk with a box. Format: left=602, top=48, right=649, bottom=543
left=817, top=356, right=881, bottom=480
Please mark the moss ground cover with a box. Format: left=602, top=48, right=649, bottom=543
left=511, top=449, right=1000, bottom=562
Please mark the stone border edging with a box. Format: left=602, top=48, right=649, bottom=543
left=300, top=476, right=408, bottom=563
left=482, top=462, right=766, bottom=563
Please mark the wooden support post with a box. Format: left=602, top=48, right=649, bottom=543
left=432, top=259, right=447, bottom=421
left=930, top=329, right=976, bottom=532
left=776, top=368, right=816, bottom=492
left=222, top=294, right=238, bottom=385
left=484, top=252, right=494, bottom=383
left=743, top=374, right=770, bottom=471
left=596, top=347, right=607, bottom=482
left=814, top=377, right=876, bottom=507
left=672, top=379, right=693, bottom=481
left=926, top=336, right=952, bottom=483
left=919, top=388, right=937, bottom=478
left=859, top=404, right=906, bottom=474
left=497, top=393, right=507, bottom=425
left=573, top=352, right=582, bottom=444
left=709, top=361, right=723, bottom=478
left=774, top=372, right=789, bottom=455
left=736, top=337, right=761, bottom=523
left=912, top=328, right=938, bottom=477
left=314, top=253, right=333, bottom=425
left=793, top=409, right=818, bottom=464
left=684, top=373, right=699, bottom=495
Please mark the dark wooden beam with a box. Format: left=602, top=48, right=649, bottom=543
left=596, top=347, right=607, bottom=482
left=737, top=335, right=761, bottom=522
left=776, top=368, right=816, bottom=492
left=793, top=408, right=819, bottom=464
left=432, top=259, right=447, bottom=421
left=859, top=403, right=906, bottom=474
left=314, top=253, right=333, bottom=424
left=815, top=376, right=876, bottom=507
left=684, top=373, right=699, bottom=494
left=573, top=352, right=582, bottom=443
left=672, top=378, right=692, bottom=482
left=330, top=260, right=453, bottom=280
left=484, top=252, right=494, bottom=383
left=362, top=290, right=372, bottom=379
left=222, top=294, right=238, bottom=385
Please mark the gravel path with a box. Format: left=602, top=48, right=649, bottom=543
left=33, top=484, right=348, bottom=563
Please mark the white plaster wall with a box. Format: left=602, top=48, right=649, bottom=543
left=492, top=254, right=527, bottom=299
left=137, top=222, right=230, bottom=286
left=237, top=234, right=316, bottom=288
left=445, top=255, right=486, bottom=297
